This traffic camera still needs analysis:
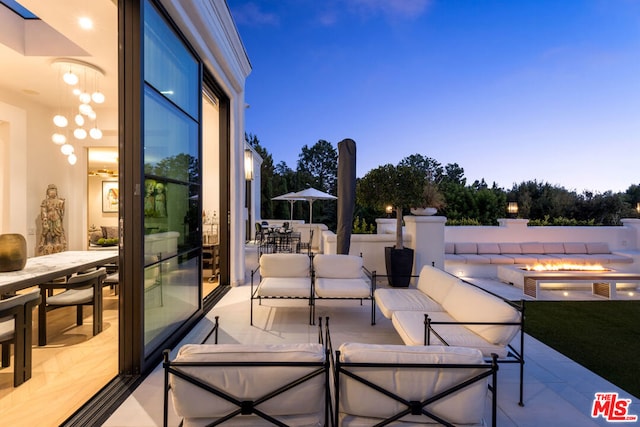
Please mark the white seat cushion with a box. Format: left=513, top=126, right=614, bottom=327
left=257, top=277, right=311, bottom=297
left=392, top=311, right=510, bottom=358
left=374, top=288, right=443, bottom=319
left=315, top=278, right=370, bottom=298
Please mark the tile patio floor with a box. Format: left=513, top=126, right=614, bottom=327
left=104, top=275, right=639, bottom=426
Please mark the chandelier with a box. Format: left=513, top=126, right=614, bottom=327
left=51, top=58, right=106, bottom=165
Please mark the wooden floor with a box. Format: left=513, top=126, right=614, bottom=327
left=0, top=277, right=220, bottom=427
left=0, top=287, right=119, bottom=427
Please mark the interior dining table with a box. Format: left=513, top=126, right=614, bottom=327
left=0, top=250, right=118, bottom=295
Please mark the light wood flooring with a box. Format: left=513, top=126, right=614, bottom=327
left=0, top=276, right=219, bottom=427
left=0, top=287, right=119, bottom=427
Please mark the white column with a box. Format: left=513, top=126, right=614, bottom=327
left=404, top=215, right=447, bottom=272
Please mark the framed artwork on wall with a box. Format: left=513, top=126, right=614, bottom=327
left=102, top=181, right=119, bottom=213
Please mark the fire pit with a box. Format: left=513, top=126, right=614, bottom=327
left=497, top=264, right=640, bottom=299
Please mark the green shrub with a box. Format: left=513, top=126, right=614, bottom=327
left=352, top=216, right=375, bottom=234
left=445, top=217, right=482, bottom=226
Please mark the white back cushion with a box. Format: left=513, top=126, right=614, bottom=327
left=313, top=254, right=362, bottom=279
left=415, top=265, right=457, bottom=305
left=586, top=242, right=610, bottom=254
left=337, top=343, right=486, bottom=425
left=260, top=253, right=310, bottom=278
left=170, top=343, right=325, bottom=419
left=543, top=242, right=565, bottom=253
left=441, top=283, right=521, bottom=345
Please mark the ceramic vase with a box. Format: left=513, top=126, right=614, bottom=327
left=0, top=233, right=27, bottom=272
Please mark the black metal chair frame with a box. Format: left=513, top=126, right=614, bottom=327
left=250, top=254, right=314, bottom=326
left=37, top=267, right=107, bottom=346
left=421, top=293, right=525, bottom=407
left=0, top=289, right=41, bottom=386
left=163, top=317, right=331, bottom=427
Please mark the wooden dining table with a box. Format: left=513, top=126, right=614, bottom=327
left=0, top=250, right=118, bottom=295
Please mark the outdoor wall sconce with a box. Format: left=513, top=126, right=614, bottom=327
left=244, top=149, right=254, bottom=181
left=636, top=202, right=640, bottom=216
left=385, top=205, right=393, bottom=217
left=507, top=201, right=519, bottom=217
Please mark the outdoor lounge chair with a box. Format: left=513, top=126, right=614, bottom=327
left=250, top=253, right=313, bottom=325
left=312, top=254, right=376, bottom=325
left=163, top=317, right=330, bottom=427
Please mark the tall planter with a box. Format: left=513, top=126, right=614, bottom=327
left=384, top=246, right=414, bottom=287
left=0, top=233, right=27, bottom=272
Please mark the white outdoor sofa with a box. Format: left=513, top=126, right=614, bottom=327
left=312, top=254, right=376, bottom=325
left=163, top=317, right=330, bottom=427
left=445, top=241, right=634, bottom=277
left=375, top=264, right=525, bottom=406
left=250, top=253, right=313, bottom=325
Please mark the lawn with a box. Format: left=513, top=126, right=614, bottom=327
left=524, top=300, right=640, bottom=399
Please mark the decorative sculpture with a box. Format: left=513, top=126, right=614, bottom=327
left=37, top=184, right=67, bottom=255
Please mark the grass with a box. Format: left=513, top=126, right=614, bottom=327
left=523, top=300, right=640, bottom=398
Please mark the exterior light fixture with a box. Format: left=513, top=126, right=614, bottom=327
left=244, top=149, right=254, bottom=181
left=507, top=201, right=519, bottom=217
left=636, top=202, right=640, bottom=215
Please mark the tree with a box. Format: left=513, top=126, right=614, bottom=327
left=357, top=162, right=426, bottom=249
left=296, top=140, right=338, bottom=193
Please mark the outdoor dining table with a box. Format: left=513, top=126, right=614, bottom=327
left=259, top=231, right=301, bottom=254
left=0, top=250, right=118, bottom=295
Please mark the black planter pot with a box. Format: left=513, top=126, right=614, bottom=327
left=384, top=246, right=414, bottom=287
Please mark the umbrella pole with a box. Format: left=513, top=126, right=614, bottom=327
left=289, top=201, right=294, bottom=220
left=309, top=200, right=314, bottom=224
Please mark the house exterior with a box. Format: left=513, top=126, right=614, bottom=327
left=0, top=0, right=252, bottom=419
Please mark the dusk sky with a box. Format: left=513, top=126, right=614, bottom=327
left=229, top=0, right=640, bottom=194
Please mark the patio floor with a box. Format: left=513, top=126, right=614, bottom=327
left=104, top=276, right=639, bottom=426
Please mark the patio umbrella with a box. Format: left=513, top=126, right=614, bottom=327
left=272, top=192, right=305, bottom=220
left=289, top=187, right=337, bottom=224
left=337, top=138, right=356, bottom=255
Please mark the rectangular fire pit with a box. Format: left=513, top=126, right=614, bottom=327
left=497, top=265, right=640, bottom=299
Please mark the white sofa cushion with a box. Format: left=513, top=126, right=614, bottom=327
left=543, top=242, right=565, bottom=254
left=415, top=265, right=458, bottom=305
left=313, top=254, right=362, bottom=279
left=315, top=278, right=370, bottom=298
left=440, top=282, right=521, bottom=346
left=260, top=253, right=310, bottom=278
left=564, top=242, right=587, bottom=254
left=586, top=242, right=610, bottom=254
left=170, top=343, right=326, bottom=421
left=454, top=242, right=477, bottom=254
left=392, top=311, right=511, bottom=358
left=337, top=343, right=487, bottom=426
left=374, top=288, right=443, bottom=319
left=498, top=243, right=522, bottom=254
left=444, top=242, right=455, bottom=254
left=257, top=277, right=311, bottom=297
left=520, top=242, right=544, bottom=254
left=477, top=242, right=501, bottom=254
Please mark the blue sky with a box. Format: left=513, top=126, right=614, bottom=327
left=229, top=0, right=640, bottom=193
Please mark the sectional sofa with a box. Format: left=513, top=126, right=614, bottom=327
left=445, top=241, right=633, bottom=277
left=375, top=264, right=525, bottom=406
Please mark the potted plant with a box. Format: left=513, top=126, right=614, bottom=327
left=357, top=163, right=426, bottom=287
left=411, top=181, right=446, bottom=216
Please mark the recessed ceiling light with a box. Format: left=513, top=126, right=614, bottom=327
left=79, top=17, right=93, bottom=30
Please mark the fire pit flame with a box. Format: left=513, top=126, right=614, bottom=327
left=524, top=262, right=608, bottom=272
